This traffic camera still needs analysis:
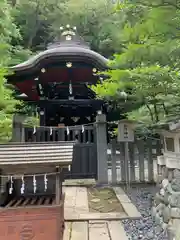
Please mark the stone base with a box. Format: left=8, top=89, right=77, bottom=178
left=0, top=200, right=64, bottom=240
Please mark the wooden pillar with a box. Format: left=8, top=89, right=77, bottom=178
left=111, top=140, right=117, bottom=185
left=55, top=166, right=60, bottom=204
left=96, top=113, right=108, bottom=184
left=59, top=169, right=63, bottom=199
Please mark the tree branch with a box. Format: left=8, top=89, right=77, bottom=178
left=146, top=104, right=154, bottom=123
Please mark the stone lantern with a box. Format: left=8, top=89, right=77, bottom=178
left=157, top=121, right=180, bottom=169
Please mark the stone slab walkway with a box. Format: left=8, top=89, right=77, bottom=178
left=64, top=220, right=129, bottom=240
left=64, top=186, right=141, bottom=220
left=63, top=186, right=141, bottom=239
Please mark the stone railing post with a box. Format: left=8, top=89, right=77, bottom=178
left=95, top=113, right=108, bottom=184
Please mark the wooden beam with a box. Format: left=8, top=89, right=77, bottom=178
left=59, top=168, right=63, bottom=199
left=55, top=166, right=60, bottom=205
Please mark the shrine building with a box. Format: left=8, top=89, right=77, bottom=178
left=7, top=25, right=111, bottom=128
left=0, top=26, right=120, bottom=240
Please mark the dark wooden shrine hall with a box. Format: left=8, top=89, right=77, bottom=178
left=7, top=25, right=112, bottom=126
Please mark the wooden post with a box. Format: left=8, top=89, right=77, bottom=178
left=56, top=166, right=60, bottom=204
left=59, top=169, right=63, bottom=200
left=96, top=114, right=108, bottom=184
left=111, top=140, right=117, bottom=184
left=124, top=141, right=130, bottom=188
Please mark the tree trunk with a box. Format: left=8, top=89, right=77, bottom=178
left=153, top=103, right=159, bottom=123
left=146, top=104, right=154, bottom=123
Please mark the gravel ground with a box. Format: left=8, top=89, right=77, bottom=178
left=121, top=185, right=168, bottom=240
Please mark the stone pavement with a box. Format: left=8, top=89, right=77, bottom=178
left=63, top=186, right=141, bottom=240
left=64, top=220, right=128, bottom=240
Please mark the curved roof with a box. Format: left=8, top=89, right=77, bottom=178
left=10, top=46, right=108, bottom=72
left=10, top=26, right=108, bottom=73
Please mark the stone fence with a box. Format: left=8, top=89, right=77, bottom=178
left=152, top=154, right=180, bottom=240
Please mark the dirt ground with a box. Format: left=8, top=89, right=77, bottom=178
left=87, top=187, right=125, bottom=213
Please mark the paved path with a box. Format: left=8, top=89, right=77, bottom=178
left=63, top=186, right=141, bottom=239
left=64, top=187, right=89, bottom=218
left=64, top=221, right=129, bottom=240
left=64, top=186, right=140, bottom=220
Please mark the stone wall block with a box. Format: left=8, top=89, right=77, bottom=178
left=162, top=222, right=168, bottom=230
left=154, top=193, right=164, bottom=205
left=162, top=206, right=171, bottom=223
left=166, top=184, right=174, bottom=195
left=168, top=169, right=174, bottom=182
left=156, top=203, right=165, bottom=212
left=156, top=174, right=163, bottom=184
left=162, top=166, right=168, bottom=179
left=166, top=226, right=176, bottom=240
left=171, top=178, right=180, bottom=192
left=171, top=208, right=180, bottom=219
left=160, top=188, right=165, bottom=196
left=162, top=178, right=169, bottom=189
left=154, top=213, right=164, bottom=225
left=173, top=169, right=180, bottom=178
left=164, top=192, right=171, bottom=205
left=169, top=194, right=180, bottom=208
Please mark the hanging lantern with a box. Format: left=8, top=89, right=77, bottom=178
left=41, top=68, right=46, bottom=73
left=66, top=62, right=72, bottom=68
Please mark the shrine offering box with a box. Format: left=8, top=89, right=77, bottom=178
left=0, top=195, right=65, bottom=240
left=0, top=142, right=74, bottom=240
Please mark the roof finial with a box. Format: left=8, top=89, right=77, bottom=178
left=59, top=25, right=77, bottom=41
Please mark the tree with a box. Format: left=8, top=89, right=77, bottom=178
left=0, top=0, right=22, bottom=142
left=93, top=0, right=180, bottom=126
left=12, top=0, right=123, bottom=57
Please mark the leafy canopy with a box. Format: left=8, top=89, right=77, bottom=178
left=93, top=0, right=180, bottom=126
left=0, top=0, right=22, bottom=142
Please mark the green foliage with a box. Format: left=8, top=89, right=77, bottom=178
left=93, top=0, right=180, bottom=127
left=1, top=0, right=180, bottom=138
left=24, top=116, right=39, bottom=127
left=12, top=0, right=123, bottom=56
left=0, top=0, right=22, bottom=142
